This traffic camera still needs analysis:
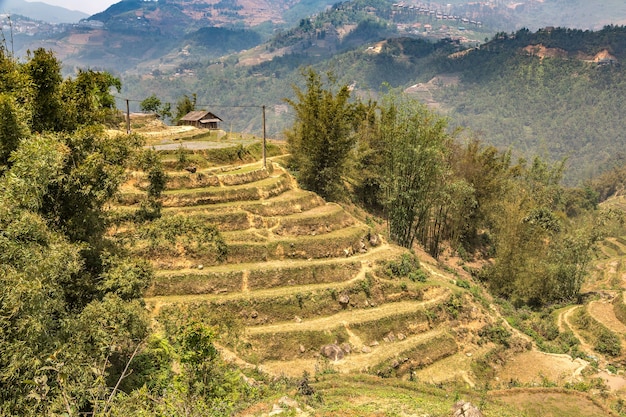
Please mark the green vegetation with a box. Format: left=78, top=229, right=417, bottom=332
left=0, top=48, right=151, bottom=415
left=285, top=68, right=365, bottom=200
left=0, top=47, right=277, bottom=416
left=571, top=308, right=622, bottom=357
left=9, top=19, right=626, bottom=414
left=290, top=68, right=599, bottom=307
left=439, top=26, right=626, bottom=185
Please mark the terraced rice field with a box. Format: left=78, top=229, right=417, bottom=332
left=108, top=137, right=626, bottom=415
left=107, top=139, right=505, bottom=385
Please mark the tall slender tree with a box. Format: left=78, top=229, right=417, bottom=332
left=285, top=68, right=359, bottom=200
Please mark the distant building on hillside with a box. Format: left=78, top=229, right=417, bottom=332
left=178, top=110, right=223, bottom=129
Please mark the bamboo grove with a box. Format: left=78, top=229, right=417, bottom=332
left=285, top=68, right=606, bottom=307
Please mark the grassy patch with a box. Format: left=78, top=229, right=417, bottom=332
left=370, top=333, right=458, bottom=378
left=155, top=279, right=426, bottom=328
left=502, top=303, right=581, bottom=356
left=226, top=224, right=370, bottom=263
left=613, top=292, right=626, bottom=326
left=247, top=262, right=361, bottom=290
left=147, top=270, right=243, bottom=296
left=160, top=174, right=291, bottom=207
left=243, top=329, right=351, bottom=362
left=350, top=310, right=431, bottom=344
left=494, top=390, right=614, bottom=417
left=274, top=204, right=355, bottom=237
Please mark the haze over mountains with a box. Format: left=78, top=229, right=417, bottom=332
left=1, top=0, right=88, bottom=23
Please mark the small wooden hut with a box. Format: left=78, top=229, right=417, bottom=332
left=178, top=110, right=223, bottom=129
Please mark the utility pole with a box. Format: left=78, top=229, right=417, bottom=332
left=126, top=99, right=131, bottom=134
left=262, top=105, right=267, bottom=169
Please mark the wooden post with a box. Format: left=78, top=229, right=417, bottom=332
left=262, top=105, right=267, bottom=169
left=126, top=99, right=131, bottom=134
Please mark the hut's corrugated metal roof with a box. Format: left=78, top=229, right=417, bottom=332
left=180, top=110, right=211, bottom=121
left=181, top=111, right=223, bottom=122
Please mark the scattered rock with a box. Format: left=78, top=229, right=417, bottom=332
left=369, top=234, right=380, bottom=247
left=242, top=374, right=260, bottom=387
left=338, top=293, right=350, bottom=305
left=361, top=346, right=372, bottom=353
left=386, top=332, right=396, bottom=342
left=197, top=264, right=204, bottom=270
left=397, top=333, right=406, bottom=341
left=340, top=343, right=352, bottom=354
left=452, top=400, right=483, bottom=417
left=294, top=316, right=302, bottom=323
left=359, top=240, right=367, bottom=253
left=299, top=344, right=306, bottom=354
left=370, top=341, right=379, bottom=347
left=343, top=247, right=354, bottom=257
left=251, top=311, right=258, bottom=319
left=279, top=396, right=299, bottom=409
left=184, top=166, right=197, bottom=174
left=269, top=396, right=302, bottom=416
left=320, top=344, right=345, bottom=361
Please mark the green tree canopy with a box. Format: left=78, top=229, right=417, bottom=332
left=285, top=68, right=362, bottom=200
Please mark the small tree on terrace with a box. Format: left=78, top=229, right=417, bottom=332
left=285, top=68, right=360, bottom=201
left=174, top=93, right=197, bottom=124
left=141, top=94, right=172, bottom=121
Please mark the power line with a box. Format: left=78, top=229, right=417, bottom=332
left=112, top=95, right=264, bottom=109
left=117, top=96, right=270, bottom=167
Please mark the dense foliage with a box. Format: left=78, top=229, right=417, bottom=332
left=0, top=48, right=151, bottom=414
left=438, top=26, right=626, bottom=185
left=285, top=69, right=365, bottom=200
left=288, top=69, right=600, bottom=307
left=0, top=49, right=264, bottom=415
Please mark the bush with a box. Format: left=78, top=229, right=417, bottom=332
left=596, top=329, right=621, bottom=357
left=478, top=322, right=512, bottom=347
left=409, top=269, right=428, bottom=282
left=455, top=278, right=470, bottom=289
left=382, top=253, right=421, bottom=279
left=139, top=215, right=227, bottom=261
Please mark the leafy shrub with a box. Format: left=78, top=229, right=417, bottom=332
left=382, top=253, right=422, bottom=279
left=139, top=215, right=227, bottom=261
left=595, top=329, right=621, bottom=357
left=455, top=279, right=470, bottom=289
left=409, top=269, right=428, bottom=282
left=478, top=322, right=512, bottom=347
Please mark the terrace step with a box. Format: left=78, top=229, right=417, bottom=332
left=115, top=172, right=293, bottom=206
left=247, top=290, right=449, bottom=336
left=241, top=296, right=450, bottom=363
left=147, top=259, right=364, bottom=297
left=146, top=272, right=437, bottom=326
left=162, top=188, right=325, bottom=217
left=224, top=223, right=372, bottom=263
left=258, top=329, right=455, bottom=378
left=160, top=173, right=293, bottom=207
left=155, top=163, right=272, bottom=190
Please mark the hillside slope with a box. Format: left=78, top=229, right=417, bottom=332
left=105, top=127, right=626, bottom=415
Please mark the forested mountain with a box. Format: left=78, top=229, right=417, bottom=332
left=119, top=22, right=626, bottom=184
left=438, top=26, right=626, bottom=184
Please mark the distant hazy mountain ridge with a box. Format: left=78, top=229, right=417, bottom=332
left=1, top=0, right=88, bottom=23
